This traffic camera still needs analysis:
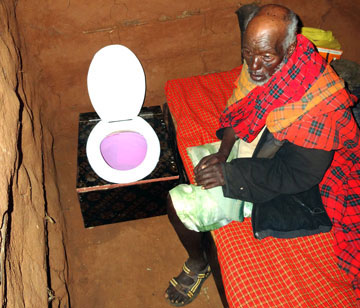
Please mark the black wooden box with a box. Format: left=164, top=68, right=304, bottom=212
left=76, top=105, right=185, bottom=228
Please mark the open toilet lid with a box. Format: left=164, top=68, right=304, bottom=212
left=87, top=45, right=146, bottom=122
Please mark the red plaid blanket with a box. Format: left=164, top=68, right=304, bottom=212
left=219, top=35, right=327, bottom=142
left=165, top=49, right=359, bottom=305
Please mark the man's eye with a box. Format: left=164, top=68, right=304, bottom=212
left=263, top=55, right=273, bottom=62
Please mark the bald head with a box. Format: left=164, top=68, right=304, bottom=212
left=245, top=4, right=297, bottom=53
left=242, top=4, right=298, bottom=84
left=256, top=4, right=294, bottom=20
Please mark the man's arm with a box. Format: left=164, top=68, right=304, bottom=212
left=222, top=141, right=334, bottom=203
left=217, top=127, right=237, bottom=158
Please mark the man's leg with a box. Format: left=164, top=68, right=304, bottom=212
left=165, top=194, right=209, bottom=305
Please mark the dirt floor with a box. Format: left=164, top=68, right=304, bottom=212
left=55, top=113, right=223, bottom=307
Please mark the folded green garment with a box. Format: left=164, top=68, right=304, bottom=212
left=170, top=140, right=252, bottom=232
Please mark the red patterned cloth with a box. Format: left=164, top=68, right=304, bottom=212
left=269, top=68, right=360, bottom=299
left=219, top=34, right=327, bottom=142
left=165, top=67, right=241, bottom=182
left=215, top=219, right=357, bottom=307
left=218, top=34, right=360, bottom=299
left=165, top=47, right=359, bottom=305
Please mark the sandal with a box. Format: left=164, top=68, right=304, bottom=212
left=166, top=262, right=211, bottom=307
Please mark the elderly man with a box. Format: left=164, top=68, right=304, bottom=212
left=165, top=4, right=360, bottom=306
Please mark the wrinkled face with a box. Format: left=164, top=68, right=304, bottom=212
left=242, top=27, right=286, bottom=85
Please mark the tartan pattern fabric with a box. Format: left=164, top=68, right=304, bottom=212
left=267, top=69, right=360, bottom=297
left=165, top=67, right=358, bottom=305
left=266, top=64, right=347, bottom=137
left=219, top=34, right=327, bottom=142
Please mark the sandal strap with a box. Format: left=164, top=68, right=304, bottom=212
left=183, top=263, right=210, bottom=279
left=169, top=278, right=189, bottom=298
left=169, top=263, right=211, bottom=299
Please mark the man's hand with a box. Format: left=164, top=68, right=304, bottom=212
left=194, top=152, right=227, bottom=174
left=194, top=157, right=225, bottom=190
left=193, top=127, right=236, bottom=189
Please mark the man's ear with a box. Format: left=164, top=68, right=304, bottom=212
left=286, top=41, right=297, bottom=57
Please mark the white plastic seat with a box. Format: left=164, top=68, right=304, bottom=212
left=85, top=44, right=160, bottom=184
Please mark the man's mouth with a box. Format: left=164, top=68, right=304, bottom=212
left=249, top=73, right=264, bottom=81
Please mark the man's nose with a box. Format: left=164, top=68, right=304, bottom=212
left=250, top=56, right=261, bottom=71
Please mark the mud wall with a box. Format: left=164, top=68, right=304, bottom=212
left=0, top=0, right=69, bottom=307
left=15, top=0, right=360, bottom=115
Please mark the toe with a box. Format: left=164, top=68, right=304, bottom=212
left=165, top=285, right=186, bottom=305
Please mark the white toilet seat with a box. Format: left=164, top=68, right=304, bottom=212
left=85, top=44, right=160, bottom=184
left=87, top=45, right=146, bottom=122
left=86, top=116, right=160, bottom=184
